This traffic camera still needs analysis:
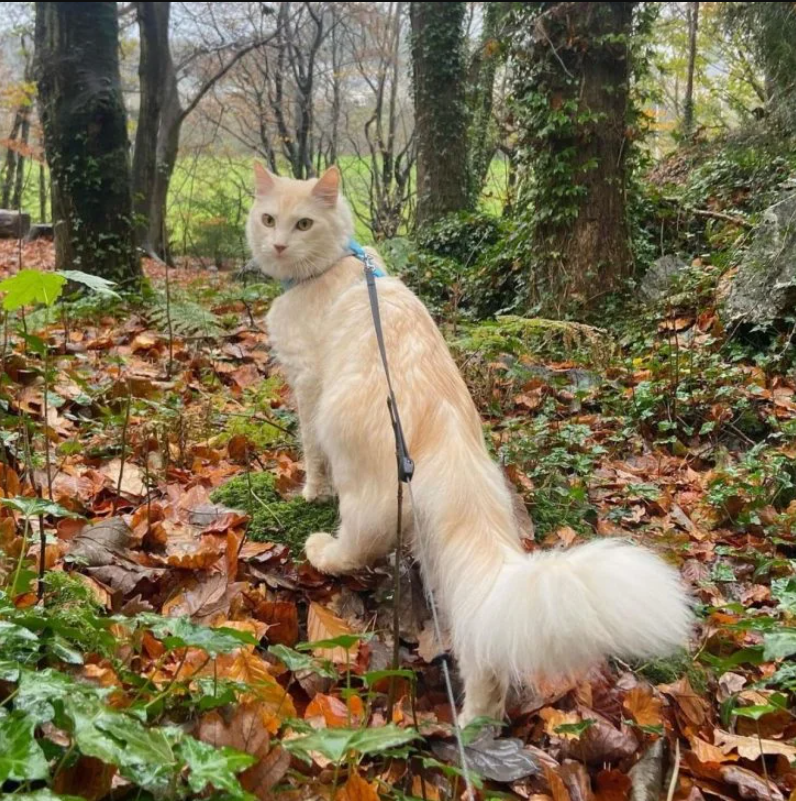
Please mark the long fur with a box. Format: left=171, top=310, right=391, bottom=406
left=247, top=165, right=693, bottom=723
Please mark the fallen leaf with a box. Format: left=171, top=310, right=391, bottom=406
left=714, top=729, right=796, bottom=761
left=594, top=769, right=632, bottom=801
left=335, top=770, right=380, bottom=801
left=308, top=602, right=359, bottom=664
left=255, top=600, right=299, bottom=647
left=431, top=729, right=538, bottom=782
left=100, top=459, right=147, bottom=497
left=623, top=686, right=663, bottom=728
left=719, top=765, right=784, bottom=801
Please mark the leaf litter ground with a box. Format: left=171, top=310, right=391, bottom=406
left=0, top=239, right=795, bottom=800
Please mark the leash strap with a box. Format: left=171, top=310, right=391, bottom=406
left=362, top=263, right=475, bottom=800
left=364, top=265, right=414, bottom=483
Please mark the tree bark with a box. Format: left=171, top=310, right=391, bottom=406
left=410, top=2, right=470, bottom=225
left=131, top=1, right=172, bottom=257
left=682, top=1, right=699, bottom=138
left=35, top=2, right=141, bottom=286
left=513, top=2, right=636, bottom=311
left=467, top=2, right=504, bottom=203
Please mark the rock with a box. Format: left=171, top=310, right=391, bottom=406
left=0, top=209, right=31, bottom=239
left=24, top=223, right=54, bottom=242
left=641, top=254, right=690, bottom=301
left=723, top=193, right=796, bottom=324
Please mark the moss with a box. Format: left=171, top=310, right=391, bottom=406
left=632, top=649, right=708, bottom=693
left=210, top=471, right=338, bottom=554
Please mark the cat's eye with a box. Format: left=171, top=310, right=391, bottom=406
left=296, top=218, right=314, bottom=231
left=261, top=213, right=276, bottom=228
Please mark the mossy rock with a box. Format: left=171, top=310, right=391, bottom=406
left=210, top=471, right=338, bottom=554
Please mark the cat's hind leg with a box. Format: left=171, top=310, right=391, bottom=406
left=305, top=483, right=401, bottom=574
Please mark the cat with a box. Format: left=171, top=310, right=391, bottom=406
left=247, top=163, right=693, bottom=724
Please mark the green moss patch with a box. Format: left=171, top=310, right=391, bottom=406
left=210, top=471, right=338, bottom=554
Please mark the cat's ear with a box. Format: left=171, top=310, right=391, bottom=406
left=253, top=161, right=275, bottom=195
left=311, top=166, right=340, bottom=206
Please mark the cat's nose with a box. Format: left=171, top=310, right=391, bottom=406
left=274, top=244, right=288, bottom=255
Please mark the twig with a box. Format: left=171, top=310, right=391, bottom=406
left=666, top=738, right=681, bottom=801
left=112, top=389, right=133, bottom=516
left=661, top=197, right=753, bottom=228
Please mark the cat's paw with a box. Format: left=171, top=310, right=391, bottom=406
left=305, top=532, right=342, bottom=574
left=302, top=481, right=335, bottom=503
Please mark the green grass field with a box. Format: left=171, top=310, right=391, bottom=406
left=10, top=151, right=511, bottom=266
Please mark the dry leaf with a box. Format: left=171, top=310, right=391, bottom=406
left=622, top=686, right=663, bottom=728
left=714, top=729, right=796, bottom=762
left=335, top=770, right=380, bottom=801
left=308, top=602, right=359, bottom=664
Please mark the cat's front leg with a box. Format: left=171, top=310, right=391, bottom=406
left=305, top=484, right=398, bottom=574
left=295, top=387, right=334, bottom=502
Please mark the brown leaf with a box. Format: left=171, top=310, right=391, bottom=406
left=53, top=756, right=115, bottom=801
left=197, top=701, right=271, bottom=756
left=719, top=765, right=784, bottom=801
left=335, top=770, right=380, bottom=801
left=660, top=676, right=710, bottom=727
left=593, top=769, right=631, bottom=801
left=561, top=760, right=594, bottom=801
left=308, top=602, right=359, bottom=664
left=622, top=686, right=663, bottom=728
left=545, top=765, right=573, bottom=801
left=559, top=709, right=639, bottom=765
left=306, top=693, right=365, bottom=728
left=689, top=735, right=738, bottom=764
left=100, top=459, right=147, bottom=497
left=241, top=745, right=291, bottom=800
left=256, top=600, right=299, bottom=647
left=540, top=707, right=584, bottom=740
left=714, top=729, right=796, bottom=762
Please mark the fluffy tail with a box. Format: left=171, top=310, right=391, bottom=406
left=452, top=538, right=692, bottom=683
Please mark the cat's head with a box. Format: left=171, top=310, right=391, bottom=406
left=246, top=163, right=354, bottom=283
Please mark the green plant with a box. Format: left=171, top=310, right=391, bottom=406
left=211, top=471, right=338, bottom=552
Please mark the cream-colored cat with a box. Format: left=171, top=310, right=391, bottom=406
left=247, top=164, right=692, bottom=724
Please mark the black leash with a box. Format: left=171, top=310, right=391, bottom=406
left=362, top=262, right=475, bottom=800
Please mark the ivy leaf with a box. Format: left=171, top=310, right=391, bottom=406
left=57, top=270, right=121, bottom=298
left=0, top=496, right=82, bottom=519
left=763, top=629, right=796, bottom=661
left=48, top=635, right=84, bottom=665
left=268, top=644, right=337, bottom=678
left=135, top=613, right=257, bottom=656
left=284, top=724, right=419, bottom=763
left=0, top=269, right=66, bottom=310
left=178, top=735, right=256, bottom=800
left=64, top=694, right=178, bottom=792
left=15, top=667, right=83, bottom=724
left=297, top=633, right=372, bottom=652
left=11, top=794, right=84, bottom=801
left=772, top=575, right=796, bottom=615
left=0, top=711, right=49, bottom=782
left=0, top=621, right=40, bottom=663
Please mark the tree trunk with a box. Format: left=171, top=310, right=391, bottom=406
left=410, top=2, right=470, bottom=225
left=131, top=1, right=172, bottom=257
left=35, top=2, right=141, bottom=285
left=1, top=111, right=23, bottom=209
left=11, top=106, right=31, bottom=210
left=682, top=1, right=699, bottom=138
left=467, top=2, right=504, bottom=203
left=512, top=2, right=636, bottom=312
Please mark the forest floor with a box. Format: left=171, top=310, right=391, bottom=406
left=1, top=238, right=795, bottom=801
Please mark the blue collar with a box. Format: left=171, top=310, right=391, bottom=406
left=280, top=237, right=384, bottom=291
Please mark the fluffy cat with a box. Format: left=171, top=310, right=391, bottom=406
left=247, top=163, right=692, bottom=724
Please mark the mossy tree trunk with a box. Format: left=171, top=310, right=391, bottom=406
left=131, top=1, right=173, bottom=260
left=34, top=2, right=141, bottom=286
left=513, top=2, right=636, bottom=312
left=410, top=2, right=470, bottom=226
